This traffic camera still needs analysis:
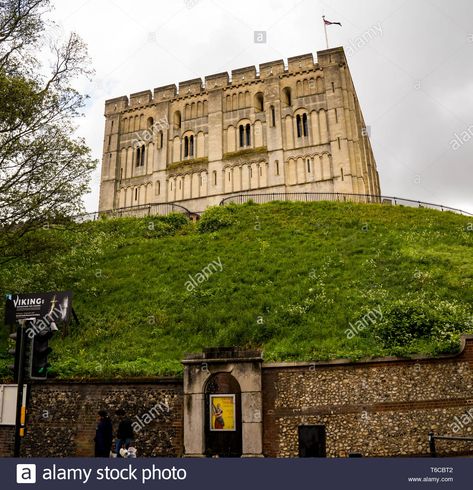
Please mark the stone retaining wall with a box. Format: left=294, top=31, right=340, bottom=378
left=0, top=378, right=183, bottom=457
left=262, top=336, right=473, bottom=457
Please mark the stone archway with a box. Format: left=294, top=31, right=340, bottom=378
left=182, top=347, right=263, bottom=457
left=204, top=372, right=242, bottom=457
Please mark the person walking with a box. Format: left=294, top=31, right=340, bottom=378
left=115, top=408, right=134, bottom=457
left=94, top=410, right=113, bottom=457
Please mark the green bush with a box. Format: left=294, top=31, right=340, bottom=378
left=197, top=206, right=237, bottom=233
left=371, top=298, right=473, bottom=354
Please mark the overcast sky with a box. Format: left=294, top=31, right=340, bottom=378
left=51, top=0, right=473, bottom=213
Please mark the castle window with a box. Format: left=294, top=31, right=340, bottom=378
left=174, top=110, right=181, bottom=129
left=296, top=115, right=302, bottom=138
left=156, top=181, right=161, bottom=195
left=270, top=105, right=275, bottom=127
left=120, top=168, right=123, bottom=180
left=331, top=82, right=335, bottom=93
left=282, top=87, right=292, bottom=106
left=307, top=158, right=311, bottom=173
left=275, top=160, right=280, bottom=176
left=335, top=108, right=338, bottom=123
left=158, top=131, right=163, bottom=149
left=135, top=146, right=141, bottom=166
left=147, top=117, right=154, bottom=129
left=255, top=92, right=264, bottom=111
left=245, top=124, right=251, bottom=146
left=189, top=135, right=194, bottom=157
left=259, top=165, right=262, bottom=176
left=341, top=167, right=344, bottom=181
left=141, top=145, right=145, bottom=166
left=296, top=113, right=309, bottom=138
left=135, top=188, right=138, bottom=201
left=239, top=125, right=245, bottom=147
left=337, top=137, right=341, bottom=150
left=213, top=170, right=217, bottom=186
left=184, top=136, right=189, bottom=158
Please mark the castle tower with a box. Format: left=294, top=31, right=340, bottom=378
left=98, top=46, right=381, bottom=214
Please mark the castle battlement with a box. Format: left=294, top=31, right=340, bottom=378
left=104, top=48, right=347, bottom=113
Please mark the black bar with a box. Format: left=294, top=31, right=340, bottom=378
left=14, top=320, right=27, bottom=457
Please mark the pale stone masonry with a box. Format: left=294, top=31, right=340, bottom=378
left=99, top=46, right=381, bottom=214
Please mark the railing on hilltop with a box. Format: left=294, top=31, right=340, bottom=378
left=219, top=192, right=473, bottom=216
left=74, top=202, right=194, bottom=222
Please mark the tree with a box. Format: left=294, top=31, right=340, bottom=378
left=0, top=0, right=97, bottom=256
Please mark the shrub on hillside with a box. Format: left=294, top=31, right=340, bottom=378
left=197, top=206, right=237, bottom=233
left=371, top=298, right=473, bottom=354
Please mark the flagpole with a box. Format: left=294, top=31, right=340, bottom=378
left=322, top=16, right=329, bottom=49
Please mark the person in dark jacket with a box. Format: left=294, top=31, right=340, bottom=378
left=115, top=408, right=134, bottom=457
left=94, top=410, right=113, bottom=457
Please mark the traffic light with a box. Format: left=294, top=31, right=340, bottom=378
left=7, top=327, right=21, bottom=383
left=29, top=325, right=55, bottom=380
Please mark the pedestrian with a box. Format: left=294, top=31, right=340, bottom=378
left=115, top=408, right=134, bottom=457
left=94, top=410, right=113, bottom=457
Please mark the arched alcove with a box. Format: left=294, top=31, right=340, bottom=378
left=204, top=372, right=242, bottom=457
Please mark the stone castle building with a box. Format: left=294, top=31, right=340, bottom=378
left=99, top=46, right=381, bottom=214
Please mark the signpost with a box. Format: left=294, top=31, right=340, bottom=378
left=4, top=291, right=72, bottom=457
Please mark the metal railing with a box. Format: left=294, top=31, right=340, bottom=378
left=219, top=192, right=473, bottom=216
left=74, top=202, right=194, bottom=222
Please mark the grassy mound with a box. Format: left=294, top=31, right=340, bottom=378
left=1, top=201, right=472, bottom=378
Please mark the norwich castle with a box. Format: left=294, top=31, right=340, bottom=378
left=99, top=47, right=381, bottom=213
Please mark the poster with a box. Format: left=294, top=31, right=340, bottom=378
left=210, top=394, right=236, bottom=431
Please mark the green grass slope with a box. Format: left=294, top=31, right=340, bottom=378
left=1, top=201, right=472, bottom=379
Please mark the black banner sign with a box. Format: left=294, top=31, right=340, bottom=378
left=4, top=291, right=72, bottom=325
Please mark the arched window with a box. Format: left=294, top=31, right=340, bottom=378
left=245, top=124, right=251, bottom=146
left=270, top=105, right=276, bottom=127
left=282, top=87, right=292, bottom=106
left=213, top=170, right=217, bottom=185
left=275, top=160, right=280, bottom=176
left=135, top=146, right=141, bottom=166
left=189, top=135, right=194, bottom=157
left=296, top=114, right=309, bottom=138
left=341, top=167, right=344, bottom=181
left=156, top=180, right=161, bottom=195
left=173, top=110, right=181, bottom=129
left=147, top=117, right=154, bottom=129
left=239, top=125, right=245, bottom=147
left=134, top=188, right=138, bottom=201
left=307, top=158, right=311, bottom=173
left=158, top=131, right=163, bottom=149
left=255, top=92, right=264, bottom=111
left=184, top=136, right=189, bottom=158
left=141, top=145, right=145, bottom=166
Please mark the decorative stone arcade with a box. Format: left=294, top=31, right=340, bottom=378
left=182, top=348, right=263, bottom=457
